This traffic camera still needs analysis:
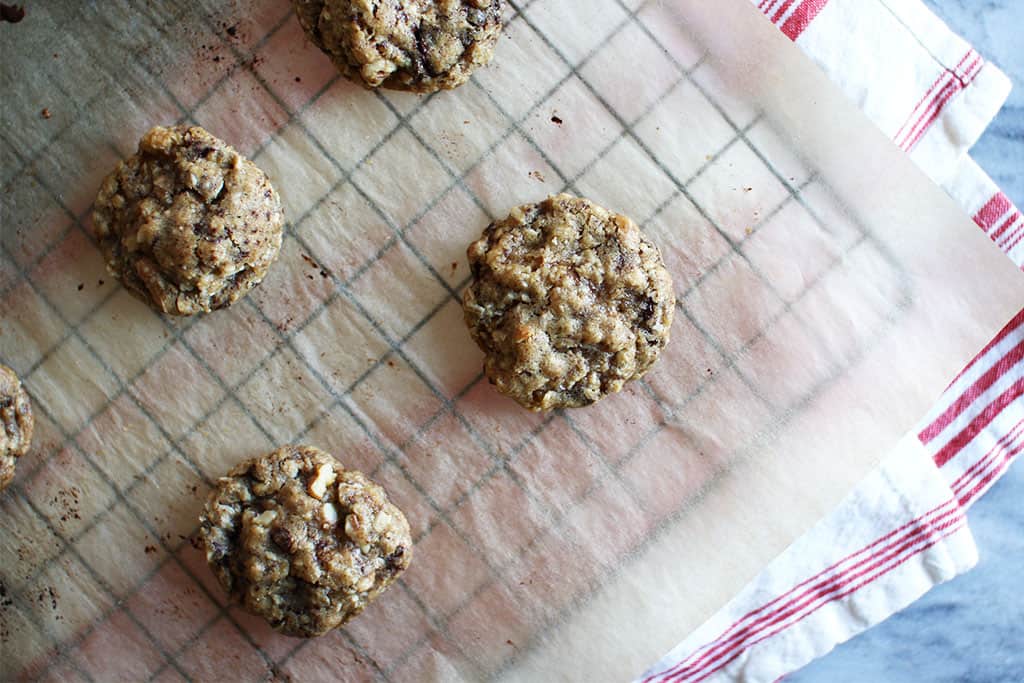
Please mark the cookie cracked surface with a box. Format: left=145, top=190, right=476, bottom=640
left=1, top=364, right=34, bottom=492
left=200, top=445, right=412, bottom=638
left=463, top=194, right=676, bottom=411
left=293, top=0, right=504, bottom=93
left=92, top=125, right=284, bottom=316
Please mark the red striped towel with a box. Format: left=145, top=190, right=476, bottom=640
left=641, top=1, right=1022, bottom=680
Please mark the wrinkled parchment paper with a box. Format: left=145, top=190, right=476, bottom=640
left=2, top=0, right=1022, bottom=681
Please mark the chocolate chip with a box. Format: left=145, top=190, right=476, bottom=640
left=385, top=545, right=406, bottom=570
left=635, top=295, right=656, bottom=325
left=271, top=527, right=294, bottom=553
left=0, top=4, right=25, bottom=23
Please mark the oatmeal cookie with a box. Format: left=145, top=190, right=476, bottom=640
left=463, top=194, right=675, bottom=411
left=1, top=364, right=34, bottom=492
left=92, top=125, right=284, bottom=316
left=293, top=0, right=504, bottom=93
left=200, top=445, right=412, bottom=637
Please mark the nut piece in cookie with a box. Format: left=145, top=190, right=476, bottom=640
left=1, top=364, right=34, bottom=492
left=293, top=0, right=504, bottom=93
left=463, top=194, right=676, bottom=411
left=200, top=445, right=413, bottom=637
left=92, top=125, right=284, bottom=316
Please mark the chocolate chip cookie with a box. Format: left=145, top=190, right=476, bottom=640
left=1, top=364, right=34, bottom=492
left=92, top=125, right=284, bottom=316
left=293, top=0, right=504, bottom=93
left=200, top=445, right=412, bottom=638
left=463, top=194, right=676, bottom=411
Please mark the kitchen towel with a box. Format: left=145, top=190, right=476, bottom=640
left=641, top=0, right=1024, bottom=680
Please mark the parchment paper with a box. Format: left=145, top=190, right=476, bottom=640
left=2, top=0, right=1022, bottom=681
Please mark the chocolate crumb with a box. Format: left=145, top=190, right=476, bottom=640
left=225, top=25, right=238, bottom=37
left=294, top=76, right=301, bottom=83
left=0, top=4, right=25, bottom=23
left=144, top=545, right=157, bottom=554
left=40, top=108, right=51, bottom=119
left=97, top=279, right=105, bottom=286
left=550, top=115, right=563, bottom=125
left=77, top=283, right=84, bottom=291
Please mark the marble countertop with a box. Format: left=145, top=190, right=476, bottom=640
left=792, top=1, right=1023, bottom=681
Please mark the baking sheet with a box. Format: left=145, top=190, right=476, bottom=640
left=1, top=0, right=1022, bottom=681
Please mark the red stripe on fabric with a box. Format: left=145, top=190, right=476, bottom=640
left=990, top=211, right=1021, bottom=242
left=957, top=438, right=1024, bottom=506
left=952, top=418, right=1024, bottom=495
left=933, top=375, right=1024, bottom=467
left=771, top=0, right=799, bottom=24
left=893, top=72, right=953, bottom=142
left=651, top=500, right=961, bottom=682
left=959, top=49, right=986, bottom=83
left=643, top=500, right=957, bottom=683
left=952, top=50, right=978, bottom=81
left=1002, top=223, right=1024, bottom=253
left=950, top=420, right=1024, bottom=510
left=902, top=76, right=966, bottom=152
left=758, top=0, right=774, bottom=12
left=898, top=78, right=958, bottom=150
left=893, top=50, right=974, bottom=146
left=918, top=338, right=1024, bottom=443
left=670, top=506, right=966, bottom=682
left=942, top=308, right=1024, bottom=390
left=901, top=53, right=983, bottom=152
left=682, top=518, right=968, bottom=683
left=973, top=193, right=1014, bottom=230
left=780, top=0, right=830, bottom=40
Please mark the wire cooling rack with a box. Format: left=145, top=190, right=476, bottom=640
left=0, top=1, right=908, bottom=680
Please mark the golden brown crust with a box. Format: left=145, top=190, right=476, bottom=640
left=92, top=125, right=284, bottom=316
left=293, top=0, right=504, bottom=93
left=200, top=445, right=412, bottom=638
left=463, top=194, right=676, bottom=411
left=0, top=364, right=34, bottom=492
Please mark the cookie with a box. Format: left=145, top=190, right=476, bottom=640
left=1, top=364, right=34, bottom=492
left=463, top=194, right=676, bottom=411
left=92, top=125, right=284, bottom=316
left=200, top=445, right=412, bottom=638
left=294, top=0, right=504, bottom=93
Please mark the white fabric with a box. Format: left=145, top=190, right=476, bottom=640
left=640, top=0, right=1022, bottom=680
